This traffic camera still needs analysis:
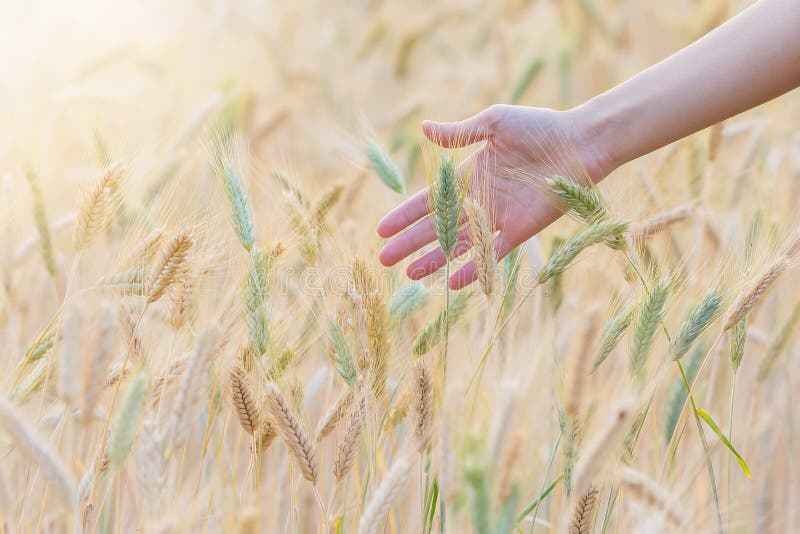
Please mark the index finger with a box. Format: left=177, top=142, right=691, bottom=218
left=376, top=187, right=430, bottom=238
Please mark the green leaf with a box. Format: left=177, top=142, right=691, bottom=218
left=697, top=408, right=751, bottom=479
left=515, top=475, right=562, bottom=523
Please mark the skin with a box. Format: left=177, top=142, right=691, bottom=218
left=377, top=0, right=800, bottom=290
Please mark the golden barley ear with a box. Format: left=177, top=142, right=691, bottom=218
left=413, top=360, right=433, bottom=453
left=74, top=162, right=124, bottom=251
left=569, top=486, right=599, bottom=534
left=464, top=199, right=497, bottom=297
left=148, top=230, right=193, bottom=304
left=315, top=388, right=354, bottom=442
left=228, top=365, right=260, bottom=435
left=333, top=395, right=364, bottom=482
left=264, top=382, right=318, bottom=484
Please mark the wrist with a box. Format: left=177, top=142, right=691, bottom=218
left=566, top=95, right=629, bottom=182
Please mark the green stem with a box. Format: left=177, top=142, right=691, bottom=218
left=727, top=372, right=737, bottom=532
left=678, top=361, right=724, bottom=534
left=443, top=260, right=450, bottom=379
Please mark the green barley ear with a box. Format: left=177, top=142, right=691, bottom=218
left=547, top=175, right=626, bottom=250
left=547, top=175, right=605, bottom=224
left=590, top=303, right=634, bottom=373
left=537, top=220, right=629, bottom=284
left=432, top=156, right=461, bottom=258
left=629, top=282, right=669, bottom=384
left=11, top=358, right=51, bottom=405
left=366, top=139, right=405, bottom=194
left=212, top=142, right=255, bottom=251
left=758, top=302, right=800, bottom=381
left=328, top=320, right=357, bottom=386
left=669, top=290, right=722, bottom=361
left=25, top=169, right=57, bottom=277
left=107, top=372, right=149, bottom=468
left=20, top=328, right=57, bottom=369
left=729, top=317, right=747, bottom=372
left=664, top=340, right=705, bottom=443
left=266, top=346, right=295, bottom=382
left=412, top=290, right=470, bottom=355
left=389, top=282, right=429, bottom=325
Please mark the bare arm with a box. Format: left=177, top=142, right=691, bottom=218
left=573, top=0, right=800, bottom=172
left=378, top=0, right=800, bottom=289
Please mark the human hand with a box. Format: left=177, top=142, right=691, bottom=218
left=376, top=104, right=615, bottom=289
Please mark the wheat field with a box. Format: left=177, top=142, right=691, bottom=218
left=0, top=0, right=799, bottom=532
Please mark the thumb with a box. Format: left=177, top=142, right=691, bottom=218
left=422, top=107, right=494, bottom=148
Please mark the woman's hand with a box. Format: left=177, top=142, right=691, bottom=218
left=376, top=104, right=614, bottom=290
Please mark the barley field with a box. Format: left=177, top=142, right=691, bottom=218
left=0, top=0, right=799, bottom=532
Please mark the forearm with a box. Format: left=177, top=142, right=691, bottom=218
left=572, top=0, right=800, bottom=173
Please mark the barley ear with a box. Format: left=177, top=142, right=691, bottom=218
left=358, top=453, right=412, bottom=534
left=569, top=486, right=599, bottom=534
left=0, top=401, right=76, bottom=505
left=722, top=257, right=788, bottom=332
left=464, top=199, right=497, bottom=297
left=669, top=290, right=722, bottom=360
left=107, top=372, right=149, bottom=468
left=333, top=396, right=364, bottom=482
left=264, top=382, right=318, bottom=484
left=148, top=230, right=193, bottom=304
left=315, top=388, right=354, bottom=442
left=228, top=365, right=260, bottom=435
left=413, top=360, right=433, bottom=452
left=366, top=139, right=405, bottom=194
left=25, top=170, right=57, bottom=276
left=73, top=162, right=123, bottom=251
left=629, top=282, right=669, bottom=385
left=432, top=156, right=461, bottom=258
